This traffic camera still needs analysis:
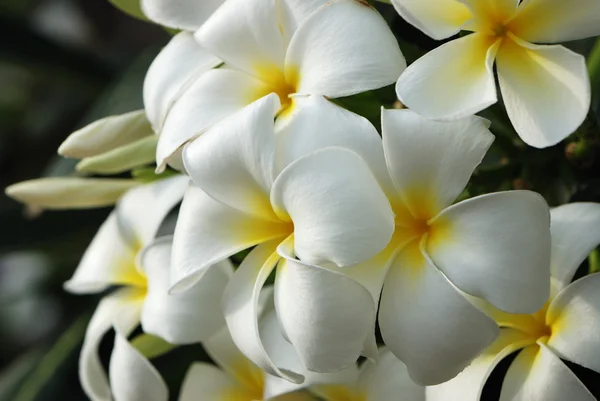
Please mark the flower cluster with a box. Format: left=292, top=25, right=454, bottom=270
left=6, top=0, right=600, bottom=400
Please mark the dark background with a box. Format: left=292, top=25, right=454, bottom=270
left=1, top=1, right=599, bottom=400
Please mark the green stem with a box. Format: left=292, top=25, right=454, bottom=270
left=13, top=315, right=89, bottom=401
left=589, top=249, right=600, bottom=274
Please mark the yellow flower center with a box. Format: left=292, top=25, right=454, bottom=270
left=251, top=63, right=300, bottom=118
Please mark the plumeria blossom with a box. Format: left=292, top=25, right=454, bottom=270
left=391, top=0, right=597, bottom=148
left=427, top=203, right=600, bottom=401
left=172, top=94, right=395, bottom=380
left=174, top=296, right=355, bottom=401
left=65, top=176, right=234, bottom=401
left=331, top=108, right=551, bottom=386
left=145, top=0, right=405, bottom=169
left=310, top=348, right=425, bottom=401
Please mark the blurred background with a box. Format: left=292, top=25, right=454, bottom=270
left=1, top=1, right=600, bottom=400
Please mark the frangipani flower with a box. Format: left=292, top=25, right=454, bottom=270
left=391, top=0, right=597, bottom=148
left=177, top=303, right=330, bottom=401
left=65, top=176, right=234, bottom=401
left=334, top=109, right=551, bottom=385
left=427, top=202, right=600, bottom=401
left=146, top=0, right=405, bottom=169
left=310, top=348, right=425, bottom=401
left=172, top=94, right=395, bottom=380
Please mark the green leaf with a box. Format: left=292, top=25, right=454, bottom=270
left=131, top=334, right=176, bottom=359
left=108, top=0, right=148, bottom=21
left=12, top=315, right=89, bottom=401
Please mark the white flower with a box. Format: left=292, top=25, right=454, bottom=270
left=391, top=0, right=598, bottom=148
left=171, top=94, right=395, bottom=380
left=427, top=202, right=600, bottom=401
left=310, top=348, right=425, bottom=401
left=65, top=176, right=233, bottom=401
left=177, top=294, right=349, bottom=401
left=144, top=0, right=405, bottom=170
left=327, top=108, right=551, bottom=385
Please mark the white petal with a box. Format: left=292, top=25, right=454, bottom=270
left=287, top=0, right=406, bottom=98
left=170, top=183, right=290, bottom=292
left=140, top=237, right=232, bottom=345
left=360, top=348, right=425, bottom=401
left=389, top=0, right=472, bottom=39
left=156, top=68, right=268, bottom=170
left=381, top=108, right=493, bottom=214
left=195, top=0, right=287, bottom=77
left=109, top=329, right=168, bottom=401
left=283, top=0, right=329, bottom=29
left=396, top=33, right=499, bottom=120
left=509, top=0, right=600, bottom=43
left=179, top=363, right=244, bottom=401
left=64, top=212, right=139, bottom=294
left=271, top=147, right=394, bottom=267
left=58, top=110, right=152, bottom=158
left=496, top=37, right=590, bottom=148
left=274, top=240, right=377, bottom=373
left=79, top=290, right=143, bottom=401
left=275, top=95, right=395, bottom=198
left=203, top=325, right=258, bottom=386
left=143, top=32, right=220, bottom=131
left=500, top=344, right=594, bottom=401
left=548, top=203, right=600, bottom=294
left=141, top=0, right=223, bottom=31
left=222, top=239, right=304, bottom=383
left=5, top=178, right=137, bottom=210
left=116, top=175, right=189, bottom=247
left=426, top=328, right=536, bottom=401
left=183, top=94, right=280, bottom=220
left=379, top=246, right=498, bottom=386
left=547, top=274, right=600, bottom=374
left=428, top=191, right=551, bottom=314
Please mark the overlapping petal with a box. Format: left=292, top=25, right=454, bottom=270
left=143, top=32, right=220, bottom=131
left=156, top=68, right=269, bottom=170
left=426, top=328, right=536, bottom=401
left=116, top=175, right=189, bottom=248
left=287, top=0, right=406, bottom=98
left=170, top=183, right=290, bottom=292
left=389, top=0, right=472, bottom=39
left=141, top=0, right=223, bottom=31
left=548, top=203, right=600, bottom=293
left=195, top=0, right=287, bottom=78
left=271, top=147, right=394, bottom=267
left=222, top=239, right=304, bottom=383
left=496, top=36, right=590, bottom=148
left=360, top=348, right=425, bottom=401
left=499, top=344, right=595, bottom=401
left=396, top=33, right=499, bottom=120
left=79, top=289, right=143, bottom=401
left=509, top=0, right=600, bottom=43
left=379, top=246, right=498, bottom=385
left=381, top=108, right=493, bottom=215
left=275, top=95, right=394, bottom=197
left=428, top=191, right=551, bottom=314
left=109, top=329, right=168, bottom=401
left=547, top=274, right=600, bottom=373
left=140, top=237, right=233, bottom=344
left=64, top=213, right=139, bottom=293
left=183, top=94, right=279, bottom=220
left=275, top=240, right=377, bottom=373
